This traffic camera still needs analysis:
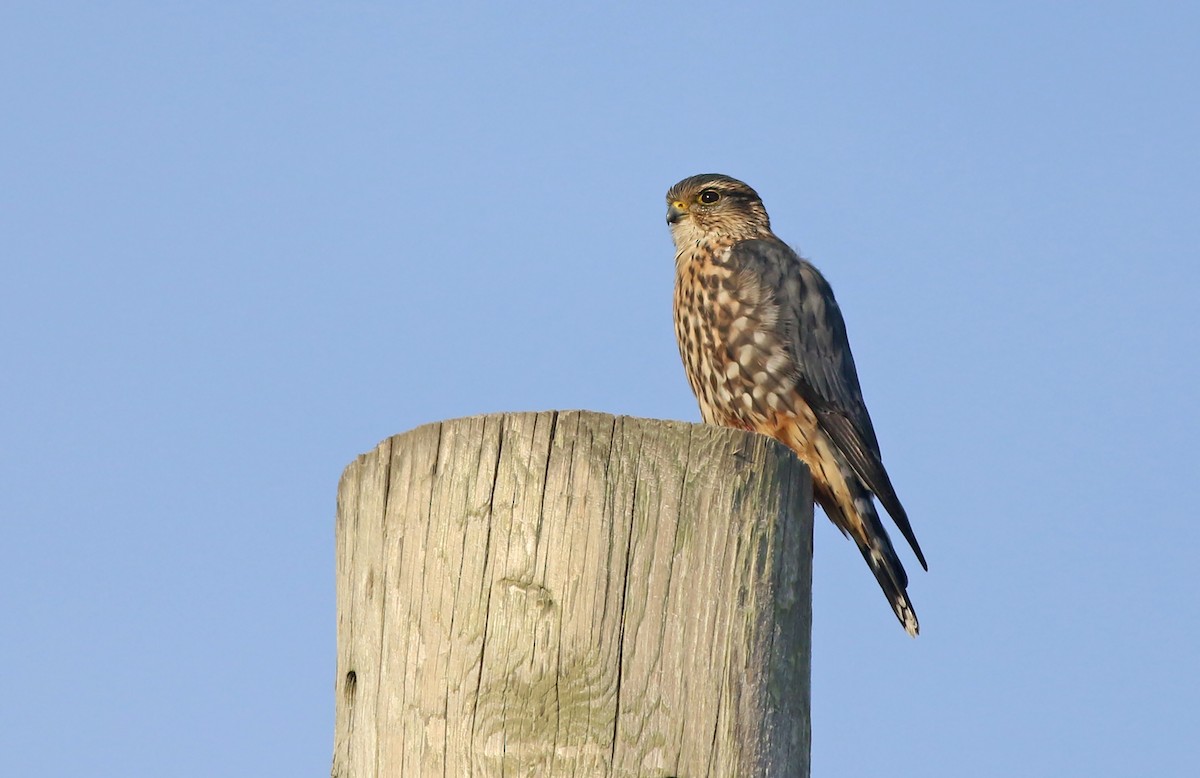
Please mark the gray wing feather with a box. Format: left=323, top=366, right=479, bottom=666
left=731, top=239, right=928, bottom=570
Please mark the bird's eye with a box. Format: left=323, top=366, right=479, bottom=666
left=698, top=189, right=721, bottom=204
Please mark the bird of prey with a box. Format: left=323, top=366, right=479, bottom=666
left=666, top=173, right=927, bottom=636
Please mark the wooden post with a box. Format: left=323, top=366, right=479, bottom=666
left=332, top=411, right=812, bottom=777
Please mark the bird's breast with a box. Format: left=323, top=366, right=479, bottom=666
left=673, top=247, right=800, bottom=431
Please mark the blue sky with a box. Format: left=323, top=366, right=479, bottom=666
left=3, top=2, right=1197, bottom=776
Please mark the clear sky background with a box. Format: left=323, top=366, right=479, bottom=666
left=3, top=3, right=1197, bottom=776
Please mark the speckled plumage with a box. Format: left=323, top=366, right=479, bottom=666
left=666, top=173, right=927, bottom=636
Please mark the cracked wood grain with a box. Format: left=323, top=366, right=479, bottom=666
left=332, top=411, right=812, bottom=778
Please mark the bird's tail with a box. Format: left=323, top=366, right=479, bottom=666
left=851, top=495, right=920, bottom=637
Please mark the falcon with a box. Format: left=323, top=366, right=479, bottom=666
left=666, top=173, right=927, bottom=636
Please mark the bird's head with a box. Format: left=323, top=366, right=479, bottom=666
left=665, top=174, right=771, bottom=246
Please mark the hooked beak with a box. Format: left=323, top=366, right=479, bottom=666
left=666, top=202, right=688, bottom=225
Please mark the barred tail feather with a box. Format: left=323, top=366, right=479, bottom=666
left=853, top=496, right=920, bottom=637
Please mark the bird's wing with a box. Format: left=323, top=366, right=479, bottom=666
left=730, top=239, right=927, bottom=570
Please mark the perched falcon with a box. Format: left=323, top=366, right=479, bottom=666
left=666, top=173, right=927, bottom=636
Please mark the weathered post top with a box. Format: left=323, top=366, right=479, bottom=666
left=332, top=410, right=813, bottom=777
